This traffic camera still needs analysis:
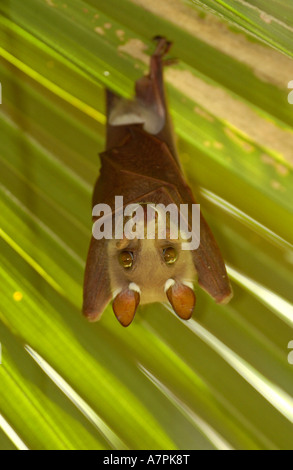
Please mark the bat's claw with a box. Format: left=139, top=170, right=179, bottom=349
left=152, top=35, right=173, bottom=57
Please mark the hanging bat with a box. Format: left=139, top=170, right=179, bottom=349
left=83, top=37, right=232, bottom=327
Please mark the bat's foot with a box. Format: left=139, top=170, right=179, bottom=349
left=152, top=36, right=177, bottom=68
left=152, top=35, right=173, bottom=58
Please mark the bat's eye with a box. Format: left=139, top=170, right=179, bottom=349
left=163, top=247, right=177, bottom=265
left=119, top=251, right=134, bottom=269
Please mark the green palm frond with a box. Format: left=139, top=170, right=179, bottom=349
left=0, top=0, right=293, bottom=450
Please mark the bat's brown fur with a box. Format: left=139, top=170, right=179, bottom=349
left=83, top=38, right=232, bottom=325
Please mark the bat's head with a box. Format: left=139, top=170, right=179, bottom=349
left=107, top=207, right=197, bottom=326
left=108, top=237, right=196, bottom=326
left=83, top=205, right=197, bottom=327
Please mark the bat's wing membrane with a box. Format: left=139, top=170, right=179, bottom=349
left=83, top=237, right=112, bottom=321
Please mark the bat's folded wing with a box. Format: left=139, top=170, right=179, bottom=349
left=83, top=237, right=112, bottom=321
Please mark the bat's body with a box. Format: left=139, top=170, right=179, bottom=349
left=83, top=38, right=232, bottom=326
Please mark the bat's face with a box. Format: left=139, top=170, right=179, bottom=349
left=107, top=212, right=197, bottom=326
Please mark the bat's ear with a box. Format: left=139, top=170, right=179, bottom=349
left=166, top=280, right=196, bottom=320
left=112, top=288, right=140, bottom=327
left=83, top=237, right=112, bottom=322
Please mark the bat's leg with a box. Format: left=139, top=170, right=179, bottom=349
left=134, top=37, right=169, bottom=124
left=106, top=37, right=180, bottom=164
left=141, top=35, right=172, bottom=109
left=135, top=37, right=180, bottom=165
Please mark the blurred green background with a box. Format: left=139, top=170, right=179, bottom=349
left=0, top=0, right=293, bottom=450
